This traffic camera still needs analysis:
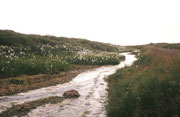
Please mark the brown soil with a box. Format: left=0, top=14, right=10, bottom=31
left=0, top=65, right=99, bottom=96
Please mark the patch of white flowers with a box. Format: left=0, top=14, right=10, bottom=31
left=0, top=42, right=119, bottom=76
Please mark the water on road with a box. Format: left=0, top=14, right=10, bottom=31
left=0, top=53, right=136, bottom=117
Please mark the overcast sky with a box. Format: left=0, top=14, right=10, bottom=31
left=0, top=0, right=180, bottom=45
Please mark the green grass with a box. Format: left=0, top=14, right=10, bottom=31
left=0, top=57, right=69, bottom=78
left=106, top=46, right=180, bottom=117
left=0, top=30, right=125, bottom=78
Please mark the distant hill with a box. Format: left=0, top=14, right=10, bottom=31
left=149, top=43, right=180, bottom=49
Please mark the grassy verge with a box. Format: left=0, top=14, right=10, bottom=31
left=0, top=96, right=64, bottom=117
left=106, top=46, right=180, bottom=117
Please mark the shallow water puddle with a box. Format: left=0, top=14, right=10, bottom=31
left=0, top=53, right=136, bottom=117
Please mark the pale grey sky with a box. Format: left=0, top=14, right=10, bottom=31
left=0, top=0, right=180, bottom=45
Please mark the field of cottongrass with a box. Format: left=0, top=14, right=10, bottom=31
left=0, top=44, right=123, bottom=78
left=0, top=30, right=125, bottom=78
left=66, top=51, right=122, bottom=65
left=0, top=45, right=68, bottom=78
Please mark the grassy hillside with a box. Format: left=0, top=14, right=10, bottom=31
left=106, top=46, right=180, bottom=117
left=0, top=30, right=123, bottom=78
left=0, top=30, right=119, bottom=52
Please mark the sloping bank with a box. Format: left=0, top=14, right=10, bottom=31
left=106, top=47, right=180, bottom=117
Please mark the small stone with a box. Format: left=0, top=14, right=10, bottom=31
left=63, top=89, right=80, bottom=98
left=100, top=83, right=104, bottom=85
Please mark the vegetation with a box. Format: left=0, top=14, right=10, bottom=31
left=106, top=46, right=180, bottom=117
left=0, top=30, right=123, bottom=78
left=0, top=30, right=119, bottom=51
left=149, top=43, right=180, bottom=49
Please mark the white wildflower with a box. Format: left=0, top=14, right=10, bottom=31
left=2, top=67, right=5, bottom=72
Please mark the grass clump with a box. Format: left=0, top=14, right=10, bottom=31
left=0, top=96, right=64, bottom=117
left=0, top=57, right=69, bottom=78
left=106, top=46, right=180, bottom=117
left=9, top=79, right=25, bottom=85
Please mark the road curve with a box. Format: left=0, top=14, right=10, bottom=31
left=0, top=53, right=136, bottom=117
